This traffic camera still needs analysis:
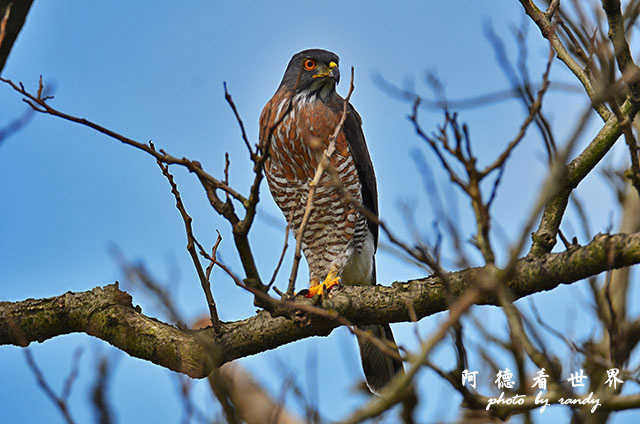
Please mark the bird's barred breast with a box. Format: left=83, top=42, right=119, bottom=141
left=263, top=92, right=370, bottom=280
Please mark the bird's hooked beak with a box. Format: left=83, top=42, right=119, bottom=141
left=313, top=61, right=340, bottom=84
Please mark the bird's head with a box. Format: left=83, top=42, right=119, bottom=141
left=279, top=49, right=340, bottom=100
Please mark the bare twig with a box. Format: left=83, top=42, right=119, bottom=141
left=342, top=287, right=483, bottom=424
left=204, top=231, right=223, bottom=282
left=224, top=152, right=231, bottom=202
left=0, top=106, right=34, bottom=146
left=409, top=108, right=496, bottom=263
left=24, top=348, right=79, bottom=424
left=268, top=208, right=294, bottom=292
left=91, top=357, right=114, bottom=424
left=0, top=77, right=248, bottom=205
left=519, top=0, right=613, bottom=120
left=609, top=101, right=640, bottom=195
left=485, top=21, right=557, bottom=160
left=376, top=69, right=581, bottom=111
left=111, top=248, right=186, bottom=328
left=224, top=82, right=254, bottom=159
left=481, top=43, right=555, bottom=177
left=157, top=160, right=221, bottom=331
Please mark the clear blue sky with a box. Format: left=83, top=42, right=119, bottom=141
left=1, top=1, right=638, bottom=423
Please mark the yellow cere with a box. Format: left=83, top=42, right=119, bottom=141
left=312, top=62, right=337, bottom=79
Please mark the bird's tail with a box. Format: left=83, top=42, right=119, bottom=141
left=356, top=323, right=404, bottom=394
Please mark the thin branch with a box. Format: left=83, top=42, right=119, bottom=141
left=409, top=104, right=469, bottom=194
left=223, top=152, right=231, bottom=202
left=224, top=82, right=254, bottom=159
left=268, top=208, right=294, bottom=292
left=157, top=160, right=221, bottom=331
left=519, top=0, right=613, bottom=120
left=481, top=42, right=555, bottom=177
left=378, top=77, right=582, bottom=111
left=602, top=0, right=640, bottom=96
left=204, top=231, right=223, bottom=282
left=62, top=347, right=84, bottom=401
left=341, top=286, right=483, bottom=424
left=111, top=248, right=186, bottom=328
left=410, top=109, right=496, bottom=263
left=24, top=349, right=77, bottom=424
left=91, top=357, right=114, bottom=424
left=0, top=77, right=248, bottom=206
left=0, top=106, right=34, bottom=146
left=609, top=100, right=640, bottom=195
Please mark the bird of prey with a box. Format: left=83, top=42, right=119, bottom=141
left=260, top=48, right=403, bottom=393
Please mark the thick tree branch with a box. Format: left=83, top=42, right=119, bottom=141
left=0, top=285, right=213, bottom=378
left=529, top=100, right=639, bottom=256
left=1, top=232, right=639, bottom=378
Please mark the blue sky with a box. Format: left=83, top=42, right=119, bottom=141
left=1, top=1, right=638, bottom=423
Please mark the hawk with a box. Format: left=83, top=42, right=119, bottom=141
left=260, top=48, right=403, bottom=393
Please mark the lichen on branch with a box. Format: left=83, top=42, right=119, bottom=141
left=1, top=232, right=638, bottom=378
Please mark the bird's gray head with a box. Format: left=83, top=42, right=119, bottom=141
left=278, top=49, right=340, bottom=100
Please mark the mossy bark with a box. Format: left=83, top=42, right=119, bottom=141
left=1, top=232, right=639, bottom=378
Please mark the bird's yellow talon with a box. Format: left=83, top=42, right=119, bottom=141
left=304, top=271, right=340, bottom=298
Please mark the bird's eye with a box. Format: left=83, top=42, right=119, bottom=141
left=303, top=58, right=318, bottom=71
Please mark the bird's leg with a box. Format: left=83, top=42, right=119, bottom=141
left=304, top=269, right=341, bottom=298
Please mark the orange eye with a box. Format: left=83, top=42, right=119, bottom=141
left=303, top=58, right=318, bottom=71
